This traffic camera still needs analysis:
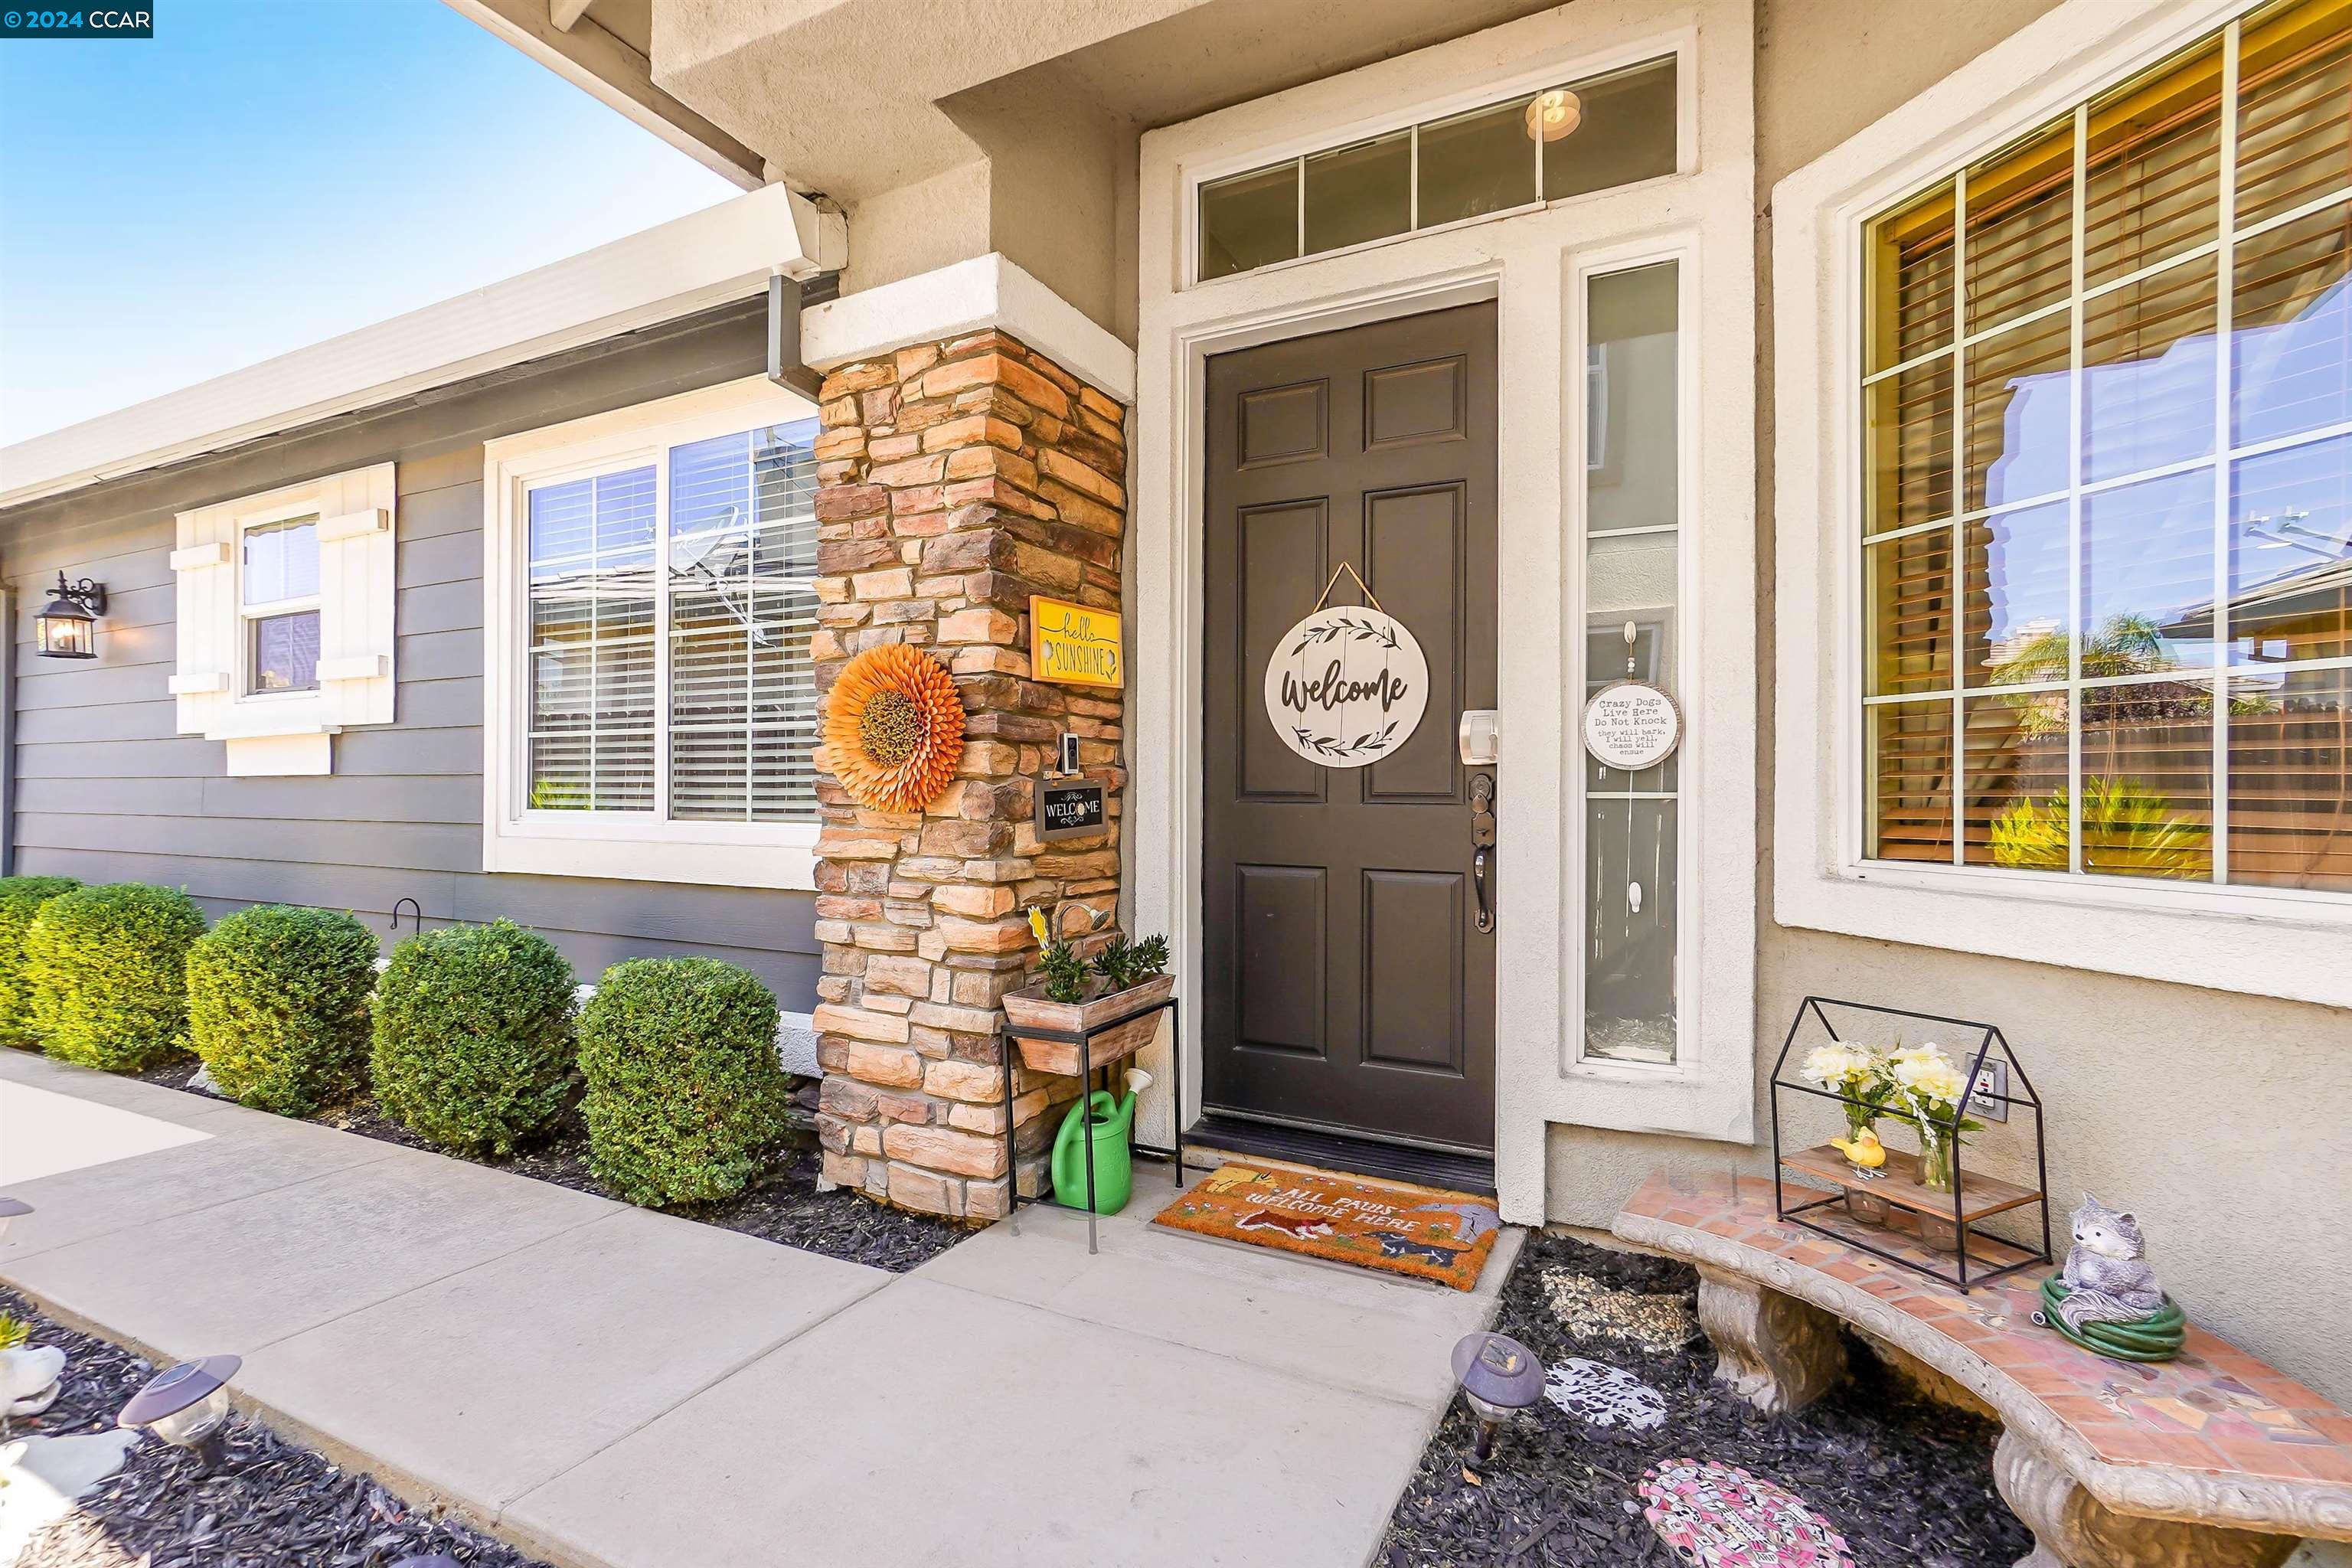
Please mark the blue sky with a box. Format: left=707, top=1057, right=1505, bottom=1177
left=0, top=0, right=739, bottom=446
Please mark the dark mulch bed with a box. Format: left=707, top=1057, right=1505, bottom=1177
left=2, top=1287, right=544, bottom=1567
left=1378, top=1233, right=2033, bottom=1567
left=129, top=1058, right=965, bottom=1275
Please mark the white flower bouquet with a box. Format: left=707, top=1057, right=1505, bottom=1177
left=1882, top=1042, right=1986, bottom=1193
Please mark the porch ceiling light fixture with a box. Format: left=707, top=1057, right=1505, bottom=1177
left=1451, top=1331, right=1544, bottom=1463
left=818, top=642, right=966, bottom=813
left=34, top=571, right=106, bottom=660
left=118, top=1354, right=240, bottom=1466
left=1525, top=88, right=1583, bottom=142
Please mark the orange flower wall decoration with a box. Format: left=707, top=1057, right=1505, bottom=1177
left=820, top=644, right=966, bottom=813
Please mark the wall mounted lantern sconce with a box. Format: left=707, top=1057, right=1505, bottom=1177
left=34, top=572, right=106, bottom=659
left=119, top=1354, right=241, bottom=1468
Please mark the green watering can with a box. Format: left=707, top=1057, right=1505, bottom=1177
left=1051, top=1069, right=1152, bottom=1215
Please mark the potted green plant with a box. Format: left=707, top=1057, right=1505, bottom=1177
left=1002, top=908, right=1173, bottom=1076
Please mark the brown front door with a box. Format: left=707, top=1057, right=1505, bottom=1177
left=1200, top=302, right=1498, bottom=1152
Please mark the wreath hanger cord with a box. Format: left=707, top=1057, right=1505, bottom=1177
left=1309, top=560, right=1384, bottom=615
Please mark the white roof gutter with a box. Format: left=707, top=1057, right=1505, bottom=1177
left=0, top=183, right=846, bottom=512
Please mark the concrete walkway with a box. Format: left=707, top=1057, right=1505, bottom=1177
left=0, top=1050, right=1514, bottom=1568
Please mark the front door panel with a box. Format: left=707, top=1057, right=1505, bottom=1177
left=1200, top=302, right=1498, bottom=1152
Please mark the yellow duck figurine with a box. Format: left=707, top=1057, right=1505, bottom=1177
left=1830, top=1128, right=1887, bottom=1175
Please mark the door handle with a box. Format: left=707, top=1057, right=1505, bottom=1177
left=1469, top=773, right=1496, bottom=934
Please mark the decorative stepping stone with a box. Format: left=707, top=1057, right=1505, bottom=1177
left=1544, top=1357, right=1668, bottom=1431
left=0, top=1430, right=139, bottom=1564
left=1541, top=1268, right=1700, bottom=1351
left=1637, top=1459, right=1854, bottom=1568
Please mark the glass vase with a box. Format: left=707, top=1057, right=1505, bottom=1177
left=1841, top=1097, right=1878, bottom=1143
left=1915, top=1122, right=1957, bottom=1193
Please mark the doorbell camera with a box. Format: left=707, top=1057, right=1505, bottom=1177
left=1458, top=710, right=1500, bottom=766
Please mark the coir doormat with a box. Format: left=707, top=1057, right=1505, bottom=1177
left=1151, top=1160, right=1503, bottom=1291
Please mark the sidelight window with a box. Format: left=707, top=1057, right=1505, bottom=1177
left=1859, top=0, right=2352, bottom=895
left=1583, top=260, right=1684, bottom=1064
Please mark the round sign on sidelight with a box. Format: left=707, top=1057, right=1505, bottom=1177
left=1581, top=680, right=1681, bottom=772
left=1262, top=607, right=1429, bottom=769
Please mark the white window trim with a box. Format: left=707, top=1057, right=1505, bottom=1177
left=481, top=374, right=823, bottom=891
left=237, top=505, right=325, bottom=697
left=1135, top=0, right=1756, bottom=1227
left=1773, top=0, right=2352, bottom=1009
left=171, top=462, right=396, bottom=777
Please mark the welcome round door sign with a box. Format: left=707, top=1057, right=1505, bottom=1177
left=1263, top=607, right=1429, bottom=769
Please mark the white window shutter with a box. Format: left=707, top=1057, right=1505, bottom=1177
left=170, top=462, right=397, bottom=773
left=171, top=516, right=237, bottom=739
left=317, top=462, right=397, bottom=727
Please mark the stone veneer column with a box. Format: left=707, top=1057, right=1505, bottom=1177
left=807, top=330, right=1129, bottom=1220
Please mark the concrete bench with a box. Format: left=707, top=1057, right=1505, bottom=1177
left=1613, top=1171, right=2352, bottom=1568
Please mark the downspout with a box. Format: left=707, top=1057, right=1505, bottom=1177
left=767, top=273, right=830, bottom=399
left=768, top=194, right=845, bottom=400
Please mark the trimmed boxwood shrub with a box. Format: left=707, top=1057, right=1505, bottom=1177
left=26, top=882, right=206, bottom=1071
left=186, top=905, right=379, bottom=1115
left=371, top=920, right=577, bottom=1155
left=0, top=876, right=79, bottom=1048
left=579, top=958, right=789, bottom=1207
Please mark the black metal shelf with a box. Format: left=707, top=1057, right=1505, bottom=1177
left=999, top=993, right=1186, bottom=1254
left=1769, top=995, right=2053, bottom=1293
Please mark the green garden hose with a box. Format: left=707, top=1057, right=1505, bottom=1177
left=2036, top=1278, right=2186, bottom=1362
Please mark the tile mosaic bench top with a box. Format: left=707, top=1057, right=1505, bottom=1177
left=1615, top=1169, right=2352, bottom=1540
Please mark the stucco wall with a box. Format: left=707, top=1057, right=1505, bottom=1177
left=1551, top=0, right=2352, bottom=1426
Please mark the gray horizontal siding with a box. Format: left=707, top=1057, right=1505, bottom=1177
left=0, top=299, right=818, bottom=1011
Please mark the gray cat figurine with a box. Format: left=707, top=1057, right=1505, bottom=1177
left=2047, top=1193, right=2164, bottom=1331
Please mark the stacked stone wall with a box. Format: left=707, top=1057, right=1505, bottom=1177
left=807, top=331, right=1129, bottom=1219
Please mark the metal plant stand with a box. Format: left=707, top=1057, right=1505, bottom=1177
left=1769, top=995, right=2052, bottom=1293
left=999, top=994, right=1184, bottom=1255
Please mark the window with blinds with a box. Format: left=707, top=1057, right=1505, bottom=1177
left=523, top=420, right=820, bottom=824
left=1860, top=0, right=2352, bottom=895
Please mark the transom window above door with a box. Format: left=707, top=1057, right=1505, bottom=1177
left=482, top=377, right=825, bottom=890
left=1193, top=54, right=1679, bottom=283
left=1858, top=0, right=2352, bottom=897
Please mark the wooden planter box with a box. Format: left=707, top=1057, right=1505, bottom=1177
left=1002, top=973, right=1174, bottom=1077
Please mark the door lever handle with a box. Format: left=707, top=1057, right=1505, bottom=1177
left=1468, top=772, right=1496, bottom=933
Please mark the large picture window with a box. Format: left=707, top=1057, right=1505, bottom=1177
left=484, top=377, right=823, bottom=890
left=521, top=428, right=818, bottom=821
left=1860, top=0, right=2352, bottom=895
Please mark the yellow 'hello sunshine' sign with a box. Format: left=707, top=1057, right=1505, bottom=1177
left=1030, top=596, right=1124, bottom=689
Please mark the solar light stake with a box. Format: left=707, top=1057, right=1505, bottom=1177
left=119, top=1354, right=241, bottom=1469
left=1451, top=1331, right=1544, bottom=1464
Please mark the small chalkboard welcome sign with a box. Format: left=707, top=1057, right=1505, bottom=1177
left=1035, top=777, right=1107, bottom=842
